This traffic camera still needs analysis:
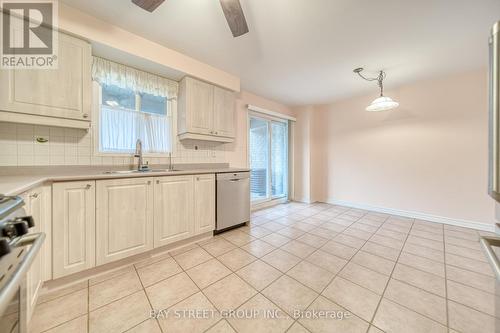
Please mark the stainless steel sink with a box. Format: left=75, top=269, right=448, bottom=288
left=103, top=169, right=182, bottom=174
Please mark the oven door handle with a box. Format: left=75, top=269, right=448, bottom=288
left=0, top=232, right=45, bottom=318
left=480, top=236, right=500, bottom=281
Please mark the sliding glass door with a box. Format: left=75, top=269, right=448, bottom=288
left=249, top=114, right=288, bottom=204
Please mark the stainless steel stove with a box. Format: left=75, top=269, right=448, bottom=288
left=0, top=195, right=44, bottom=333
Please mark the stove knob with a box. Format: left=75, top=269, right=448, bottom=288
left=0, top=238, right=10, bottom=257
left=17, top=216, right=35, bottom=228
left=13, top=221, right=29, bottom=236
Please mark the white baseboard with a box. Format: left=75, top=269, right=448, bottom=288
left=326, top=198, right=495, bottom=233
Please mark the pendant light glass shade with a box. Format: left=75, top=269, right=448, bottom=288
left=366, top=96, right=399, bottom=112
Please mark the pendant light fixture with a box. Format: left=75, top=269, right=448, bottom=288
left=353, top=68, right=399, bottom=112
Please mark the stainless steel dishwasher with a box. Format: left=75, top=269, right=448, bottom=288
left=216, top=172, right=250, bottom=233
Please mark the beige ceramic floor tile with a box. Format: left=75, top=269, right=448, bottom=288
left=203, top=274, right=257, bottom=311
left=125, top=319, right=162, bottom=333
left=261, top=249, right=302, bottom=272
left=339, top=262, right=389, bottom=295
left=236, top=260, right=282, bottom=291
left=352, top=251, right=395, bottom=276
left=307, top=227, right=338, bottom=239
left=221, top=230, right=256, bottom=246
left=446, top=253, right=494, bottom=277
left=145, top=272, right=199, bottom=310
left=186, top=258, right=232, bottom=289
left=407, top=235, right=444, bottom=251
left=342, top=227, right=373, bottom=241
left=240, top=239, right=276, bottom=257
left=398, top=252, right=444, bottom=277
left=228, top=294, right=293, bottom=333
left=334, top=234, right=366, bottom=249
left=89, top=269, right=143, bottom=310
left=373, top=298, right=447, bottom=333
left=448, top=300, right=500, bottom=333
left=299, top=296, right=369, bottom=333
left=174, top=247, right=213, bottom=270
left=296, top=233, right=329, bottom=247
left=281, top=240, right=317, bottom=259
left=403, top=242, right=444, bottom=262
left=287, top=322, right=310, bottom=333
left=445, top=244, right=487, bottom=262
left=447, top=280, right=499, bottom=318
left=217, top=248, right=257, bottom=271
left=245, top=226, right=274, bottom=238
left=89, top=290, right=152, bottom=333
left=410, top=229, right=444, bottom=242
left=320, top=221, right=347, bottom=233
left=168, top=243, right=200, bottom=257
left=287, top=260, right=335, bottom=293
left=136, top=257, right=183, bottom=287
left=392, top=263, right=446, bottom=297
left=369, top=234, right=404, bottom=250
left=376, top=228, right=407, bottom=241
left=367, top=325, right=385, bottom=333
left=305, top=249, right=348, bottom=274
left=361, top=241, right=400, bottom=261
left=157, top=292, right=220, bottom=333
left=444, top=229, right=478, bottom=241
left=444, top=236, right=481, bottom=251
left=384, top=279, right=447, bottom=325
left=30, top=289, right=87, bottom=333
left=38, top=315, right=87, bottom=333
left=261, top=233, right=292, bottom=247
left=262, top=275, right=318, bottom=316
left=320, top=240, right=358, bottom=260
left=322, top=276, right=380, bottom=321
left=205, top=320, right=236, bottom=333
left=261, top=221, right=287, bottom=232
left=201, top=238, right=237, bottom=257
left=276, top=226, right=307, bottom=239
left=446, top=264, right=499, bottom=296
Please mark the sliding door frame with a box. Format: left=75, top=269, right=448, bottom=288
left=248, top=111, right=289, bottom=207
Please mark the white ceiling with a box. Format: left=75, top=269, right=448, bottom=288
left=62, top=0, right=500, bottom=106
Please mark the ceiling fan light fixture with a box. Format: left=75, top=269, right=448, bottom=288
left=366, top=96, right=399, bottom=112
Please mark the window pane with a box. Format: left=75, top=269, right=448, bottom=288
left=249, top=118, right=269, bottom=201
left=140, top=92, right=166, bottom=115
left=101, top=84, right=136, bottom=110
left=271, top=121, right=288, bottom=198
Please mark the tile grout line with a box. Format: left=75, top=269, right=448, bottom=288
left=443, top=222, right=451, bottom=333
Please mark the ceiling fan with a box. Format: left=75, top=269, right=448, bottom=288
left=131, top=0, right=249, bottom=37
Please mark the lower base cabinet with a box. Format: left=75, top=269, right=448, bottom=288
left=96, top=178, right=154, bottom=265
left=52, top=181, right=95, bottom=278
left=50, top=174, right=217, bottom=277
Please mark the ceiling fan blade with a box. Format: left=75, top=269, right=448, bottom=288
left=131, top=0, right=165, bottom=12
left=219, top=0, right=249, bottom=37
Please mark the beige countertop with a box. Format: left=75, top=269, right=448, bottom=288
left=0, top=164, right=250, bottom=196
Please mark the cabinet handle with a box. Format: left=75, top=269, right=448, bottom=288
left=30, top=193, right=38, bottom=199
left=196, top=177, right=200, bottom=181
left=156, top=180, right=160, bottom=184
left=215, top=131, right=218, bottom=135
left=148, top=180, right=152, bottom=185
left=85, top=184, right=91, bottom=190
left=83, top=113, right=89, bottom=118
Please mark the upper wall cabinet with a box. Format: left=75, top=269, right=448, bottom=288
left=178, top=77, right=236, bottom=143
left=0, top=31, right=92, bottom=129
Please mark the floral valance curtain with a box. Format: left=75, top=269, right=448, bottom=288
left=91, top=56, right=178, bottom=99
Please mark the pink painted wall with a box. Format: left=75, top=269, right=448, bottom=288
left=308, top=69, right=495, bottom=226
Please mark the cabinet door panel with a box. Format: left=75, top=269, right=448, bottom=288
left=0, top=30, right=91, bottom=121
left=194, top=175, right=215, bottom=235
left=96, top=178, right=153, bottom=265
left=52, top=181, right=95, bottom=278
left=187, top=78, right=214, bottom=135
left=213, top=86, right=235, bottom=138
left=154, top=175, right=194, bottom=247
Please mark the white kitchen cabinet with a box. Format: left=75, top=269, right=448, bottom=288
left=178, top=77, right=235, bottom=142
left=0, top=30, right=92, bottom=129
left=154, top=175, right=194, bottom=247
left=194, top=174, right=216, bottom=235
left=52, top=181, right=95, bottom=278
left=23, top=185, right=50, bottom=321
left=213, top=86, right=236, bottom=138
left=96, top=178, right=154, bottom=265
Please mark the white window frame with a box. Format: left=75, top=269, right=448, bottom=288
left=92, top=81, right=177, bottom=157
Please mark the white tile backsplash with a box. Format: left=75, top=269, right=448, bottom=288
left=0, top=123, right=227, bottom=166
